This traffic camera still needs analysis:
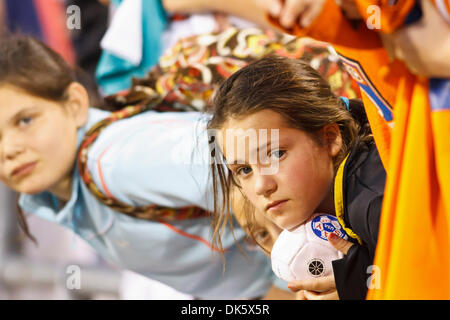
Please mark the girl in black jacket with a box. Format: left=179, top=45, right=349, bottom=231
left=208, top=55, right=386, bottom=300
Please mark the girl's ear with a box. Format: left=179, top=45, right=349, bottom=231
left=322, top=123, right=342, bottom=157
left=64, top=82, right=89, bottom=129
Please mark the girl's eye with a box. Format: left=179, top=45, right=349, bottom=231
left=245, top=229, right=270, bottom=247
left=18, top=117, right=33, bottom=127
left=254, top=230, right=270, bottom=244
left=270, top=150, right=286, bottom=159
left=236, top=166, right=252, bottom=177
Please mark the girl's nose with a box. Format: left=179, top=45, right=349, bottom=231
left=254, top=172, right=277, bottom=197
left=1, top=140, right=25, bottom=160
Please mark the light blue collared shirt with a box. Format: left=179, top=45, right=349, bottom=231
left=19, top=108, right=276, bottom=298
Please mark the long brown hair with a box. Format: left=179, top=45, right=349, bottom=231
left=0, top=35, right=104, bottom=243
left=208, top=55, right=371, bottom=251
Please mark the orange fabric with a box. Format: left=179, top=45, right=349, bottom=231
left=368, top=76, right=450, bottom=299
left=354, top=0, right=416, bottom=33
left=267, top=0, right=450, bottom=299
left=354, top=0, right=450, bottom=33
left=268, top=0, right=395, bottom=169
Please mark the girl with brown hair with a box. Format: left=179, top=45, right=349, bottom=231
left=208, top=54, right=386, bottom=299
left=0, top=34, right=278, bottom=299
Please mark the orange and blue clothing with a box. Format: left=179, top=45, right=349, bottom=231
left=268, top=0, right=450, bottom=299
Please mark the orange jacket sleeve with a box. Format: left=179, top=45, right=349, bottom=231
left=267, top=0, right=397, bottom=168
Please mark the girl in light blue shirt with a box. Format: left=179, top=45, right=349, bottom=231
left=0, top=35, right=275, bottom=299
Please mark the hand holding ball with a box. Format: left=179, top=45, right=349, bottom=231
left=271, top=214, right=348, bottom=282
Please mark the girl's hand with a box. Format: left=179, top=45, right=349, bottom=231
left=288, top=275, right=339, bottom=300
left=287, top=232, right=355, bottom=300
left=335, top=0, right=361, bottom=20
left=328, top=232, right=354, bottom=255
left=254, top=0, right=326, bottom=29
left=381, top=0, right=450, bottom=78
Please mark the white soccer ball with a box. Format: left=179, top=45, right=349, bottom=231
left=271, top=213, right=348, bottom=282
